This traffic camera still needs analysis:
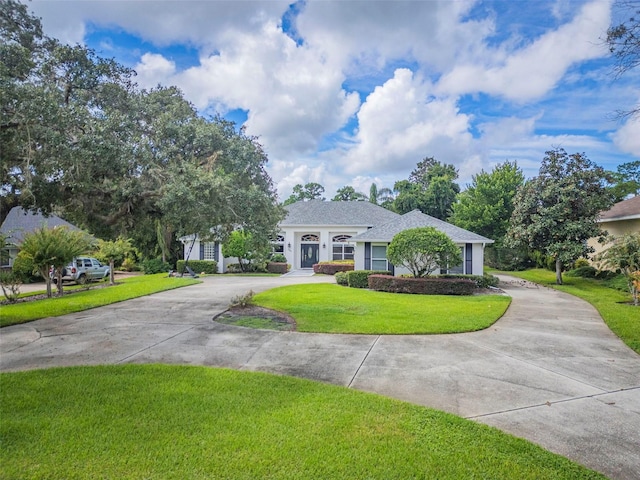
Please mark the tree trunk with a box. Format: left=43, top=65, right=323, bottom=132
left=555, top=258, right=563, bottom=285
left=56, top=269, right=63, bottom=296
left=109, top=259, right=115, bottom=285
left=41, top=267, right=52, bottom=298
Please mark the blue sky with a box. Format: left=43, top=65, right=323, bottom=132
left=27, top=0, right=640, bottom=200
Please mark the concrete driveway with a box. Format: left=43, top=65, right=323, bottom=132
left=1, top=274, right=639, bottom=479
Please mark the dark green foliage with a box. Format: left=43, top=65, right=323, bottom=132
left=332, top=185, right=367, bottom=201
left=10, top=252, right=38, bottom=282
left=335, top=271, right=348, bottom=286
left=368, top=275, right=476, bottom=295
left=313, top=262, right=355, bottom=275
left=506, top=148, right=614, bottom=284
left=176, top=260, right=217, bottom=275
left=283, top=183, right=325, bottom=205
left=0, top=270, right=21, bottom=302
left=566, top=266, right=598, bottom=278
left=226, top=263, right=268, bottom=273
left=529, top=250, right=557, bottom=272
left=221, top=230, right=272, bottom=273
left=266, top=262, right=288, bottom=274
left=393, top=157, right=460, bottom=219
left=1, top=3, right=283, bottom=265
left=439, top=273, right=500, bottom=289
left=595, top=232, right=640, bottom=305
left=449, top=161, right=524, bottom=243
left=387, top=227, right=461, bottom=277
left=141, top=258, right=171, bottom=275
left=484, top=244, right=533, bottom=271
left=573, top=258, right=591, bottom=269
left=347, top=270, right=391, bottom=288
left=603, top=273, right=630, bottom=292
left=270, top=253, right=287, bottom=263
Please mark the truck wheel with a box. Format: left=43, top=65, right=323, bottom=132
left=77, top=274, right=87, bottom=285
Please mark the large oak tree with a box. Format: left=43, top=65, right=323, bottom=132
left=506, top=149, right=615, bottom=284
left=1, top=0, right=283, bottom=261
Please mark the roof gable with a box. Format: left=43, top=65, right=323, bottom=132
left=0, top=207, right=81, bottom=245
left=350, top=209, right=494, bottom=244
left=280, top=200, right=399, bottom=227
left=599, top=196, right=640, bottom=222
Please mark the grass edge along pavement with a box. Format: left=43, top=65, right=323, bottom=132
left=496, top=268, right=640, bottom=355
left=0, top=364, right=606, bottom=480
left=252, top=283, right=511, bottom=334
left=0, top=274, right=200, bottom=327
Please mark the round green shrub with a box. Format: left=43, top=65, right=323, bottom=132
left=335, top=271, right=348, bottom=286
left=11, top=253, right=39, bottom=282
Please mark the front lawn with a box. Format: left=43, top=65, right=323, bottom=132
left=253, top=283, right=511, bottom=334
left=499, top=269, right=639, bottom=354
left=0, top=365, right=604, bottom=480
left=0, top=274, right=200, bottom=328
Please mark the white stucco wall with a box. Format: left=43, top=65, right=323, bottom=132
left=471, top=243, right=485, bottom=276
left=354, top=241, right=486, bottom=276
left=280, top=226, right=365, bottom=270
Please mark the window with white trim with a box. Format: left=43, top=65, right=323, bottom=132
left=371, top=245, right=388, bottom=270
left=446, top=247, right=465, bottom=274
left=301, top=234, right=319, bottom=242
left=0, top=249, right=11, bottom=267
left=332, top=235, right=354, bottom=260
left=203, top=242, right=217, bottom=261
left=272, top=235, right=285, bottom=254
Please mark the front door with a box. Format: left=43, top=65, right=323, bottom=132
left=301, top=244, right=319, bottom=268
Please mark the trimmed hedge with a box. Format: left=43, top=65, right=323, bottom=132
left=313, top=262, right=355, bottom=275
left=368, top=275, right=476, bottom=295
left=438, top=273, right=499, bottom=289
left=267, top=262, right=289, bottom=274
left=335, top=271, right=348, bottom=286
left=176, top=260, right=218, bottom=274
left=347, top=270, right=392, bottom=288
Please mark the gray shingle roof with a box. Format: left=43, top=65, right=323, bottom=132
left=0, top=207, right=81, bottom=245
left=599, top=196, right=640, bottom=222
left=281, top=200, right=400, bottom=226
left=350, top=209, right=494, bottom=244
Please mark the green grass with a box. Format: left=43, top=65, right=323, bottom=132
left=0, top=364, right=604, bottom=480
left=252, top=283, right=511, bottom=334
left=0, top=274, right=200, bottom=328
left=499, top=269, right=640, bottom=354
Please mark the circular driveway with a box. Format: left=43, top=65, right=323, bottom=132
left=1, top=274, right=639, bottom=479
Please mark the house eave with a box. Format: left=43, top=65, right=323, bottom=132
left=599, top=214, right=640, bottom=223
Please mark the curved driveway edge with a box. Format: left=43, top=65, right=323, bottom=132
left=1, top=274, right=639, bottom=479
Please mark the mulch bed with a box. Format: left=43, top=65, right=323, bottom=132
left=1, top=282, right=119, bottom=306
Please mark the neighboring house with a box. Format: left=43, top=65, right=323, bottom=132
left=181, top=200, right=493, bottom=275
left=588, top=196, right=640, bottom=258
left=0, top=207, right=82, bottom=269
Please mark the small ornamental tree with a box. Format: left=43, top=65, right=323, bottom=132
left=19, top=226, right=93, bottom=297
left=387, top=227, right=461, bottom=278
left=96, top=237, right=134, bottom=285
left=595, top=233, right=640, bottom=306
left=221, top=230, right=269, bottom=272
